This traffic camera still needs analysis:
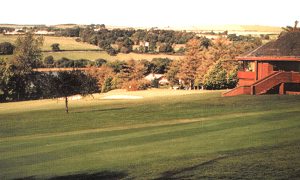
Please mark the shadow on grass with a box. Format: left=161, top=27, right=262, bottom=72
left=155, top=156, right=227, bottom=180
left=14, top=171, right=128, bottom=180
left=74, top=107, right=126, bottom=114
left=155, top=141, right=300, bottom=180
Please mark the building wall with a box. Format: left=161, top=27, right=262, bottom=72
left=257, top=62, right=273, bottom=80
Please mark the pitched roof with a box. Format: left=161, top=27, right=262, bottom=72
left=237, top=32, right=300, bottom=61
left=144, top=73, right=164, bottom=81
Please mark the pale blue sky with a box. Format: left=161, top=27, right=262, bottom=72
left=1, top=0, right=299, bottom=27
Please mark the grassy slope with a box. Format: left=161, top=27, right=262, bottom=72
left=0, top=35, right=99, bottom=51
left=0, top=90, right=300, bottom=179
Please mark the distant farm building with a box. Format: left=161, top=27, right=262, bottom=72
left=34, top=31, right=55, bottom=35
left=224, top=32, right=300, bottom=96
left=144, top=73, right=169, bottom=85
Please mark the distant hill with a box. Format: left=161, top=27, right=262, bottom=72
left=0, top=24, right=282, bottom=35
left=169, top=25, right=282, bottom=35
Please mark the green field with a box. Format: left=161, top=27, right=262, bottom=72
left=1, top=51, right=183, bottom=62
left=0, top=35, right=99, bottom=51
left=43, top=51, right=183, bottom=61
left=0, top=90, right=300, bottom=179
left=0, top=35, right=183, bottom=61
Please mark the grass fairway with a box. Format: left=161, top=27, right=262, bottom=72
left=0, top=90, right=300, bottom=179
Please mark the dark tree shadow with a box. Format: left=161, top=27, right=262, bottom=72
left=74, top=107, right=126, bottom=114
left=14, top=171, right=128, bottom=180
left=155, top=156, right=226, bottom=180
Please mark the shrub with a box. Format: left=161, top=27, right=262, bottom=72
left=101, top=77, right=113, bottom=93
left=94, top=59, right=107, bottom=67
left=51, top=43, right=61, bottom=52
left=107, top=47, right=117, bottom=56
left=44, top=56, right=54, bottom=66
left=0, top=42, right=14, bottom=55
left=120, top=47, right=130, bottom=54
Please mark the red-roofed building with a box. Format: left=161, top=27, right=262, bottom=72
left=223, top=32, right=300, bottom=96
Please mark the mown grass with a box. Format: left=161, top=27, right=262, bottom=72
left=0, top=90, right=300, bottom=179
left=0, top=35, right=99, bottom=51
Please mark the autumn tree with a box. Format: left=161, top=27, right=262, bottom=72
left=166, top=60, right=181, bottom=87
left=178, top=39, right=202, bottom=89
left=87, top=65, right=115, bottom=92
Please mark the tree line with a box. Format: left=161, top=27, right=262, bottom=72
left=1, top=32, right=262, bottom=106
left=0, top=33, right=98, bottom=113
left=78, top=25, right=196, bottom=55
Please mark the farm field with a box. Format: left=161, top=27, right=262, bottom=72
left=0, top=90, right=300, bottom=179
left=0, top=34, right=183, bottom=61
left=1, top=51, right=183, bottom=62
left=43, top=51, right=183, bottom=61
left=0, top=35, right=100, bottom=51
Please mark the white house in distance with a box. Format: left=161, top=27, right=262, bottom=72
left=34, top=30, right=55, bottom=35
left=144, top=73, right=169, bottom=85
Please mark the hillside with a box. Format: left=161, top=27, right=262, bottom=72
left=0, top=90, right=299, bottom=179
left=0, top=34, right=100, bottom=51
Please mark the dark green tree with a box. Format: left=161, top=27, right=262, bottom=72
left=51, top=71, right=98, bottom=113
left=151, top=58, right=172, bottom=74
left=94, top=58, right=107, bottom=67
left=13, top=32, right=43, bottom=70
left=44, top=55, right=54, bottom=66
left=51, top=43, right=60, bottom=52
left=101, top=77, right=113, bottom=93
left=10, top=32, right=43, bottom=100
left=0, top=59, right=14, bottom=101
left=203, top=60, right=227, bottom=89
left=0, top=42, right=14, bottom=55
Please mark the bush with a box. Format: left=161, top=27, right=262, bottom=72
left=94, top=59, right=107, bottom=67
left=158, top=43, right=173, bottom=53
left=74, top=59, right=92, bottom=68
left=106, top=47, right=117, bottom=56
left=51, top=43, right=60, bottom=52
left=55, top=57, right=73, bottom=68
left=101, top=77, right=113, bottom=93
left=44, top=56, right=54, bottom=66
left=120, top=46, right=130, bottom=54
left=0, top=42, right=14, bottom=55
left=151, top=79, right=159, bottom=88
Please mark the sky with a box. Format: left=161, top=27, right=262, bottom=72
left=1, top=0, right=299, bottom=27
